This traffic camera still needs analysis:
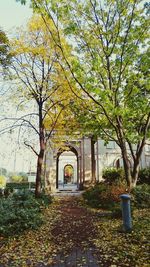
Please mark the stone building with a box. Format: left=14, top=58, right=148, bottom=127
left=45, top=136, right=150, bottom=192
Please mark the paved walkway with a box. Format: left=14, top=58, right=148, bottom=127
left=38, top=196, right=105, bottom=267
left=46, top=248, right=100, bottom=267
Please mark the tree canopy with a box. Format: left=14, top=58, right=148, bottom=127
left=15, top=0, right=150, bottom=188
left=28, top=0, right=150, bottom=187
left=6, top=14, right=78, bottom=195
left=0, top=29, right=11, bottom=74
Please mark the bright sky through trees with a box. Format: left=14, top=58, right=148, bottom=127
left=0, top=0, right=32, bottom=34
left=0, top=0, right=33, bottom=173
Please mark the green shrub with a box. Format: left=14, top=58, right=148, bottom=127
left=12, top=190, right=52, bottom=207
left=37, top=191, right=52, bottom=207
left=18, top=172, right=28, bottom=182
left=0, top=190, right=52, bottom=237
left=0, top=188, right=4, bottom=197
left=138, top=168, right=150, bottom=185
left=6, top=182, right=36, bottom=191
left=83, top=183, right=107, bottom=208
left=102, top=168, right=125, bottom=184
left=12, top=190, right=40, bottom=209
left=6, top=182, right=29, bottom=190
left=4, top=187, right=14, bottom=197
left=83, top=182, right=126, bottom=209
left=132, top=184, right=150, bottom=209
left=0, top=175, right=6, bottom=188
left=11, top=175, right=23, bottom=183
left=30, top=182, right=36, bottom=188
left=13, top=189, right=33, bottom=201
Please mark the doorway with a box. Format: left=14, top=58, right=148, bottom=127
left=57, top=149, right=78, bottom=190
left=64, top=164, right=74, bottom=184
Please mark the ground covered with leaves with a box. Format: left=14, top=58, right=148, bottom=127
left=0, top=196, right=149, bottom=267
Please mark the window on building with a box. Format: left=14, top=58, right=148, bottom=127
left=106, top=141, right=115, bottom=149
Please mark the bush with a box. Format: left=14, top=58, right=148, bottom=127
left=102, top=168, right=125, bottom=184
left=4, top=187, right=14, bottom=197
left=138, top=168, right=150, bottom=185
left=37, top=191, right=52, bottom=207
left=11, top=175, right=23, bottom=183
left=18, top=172, right=28, bottom=182
left=0, top=190, right=52, bottom=237
left=6, top=182, right=36, bottom=191
left=83, top=183, right=107, bottom=208
left=132, top=184, right=150, bottom=209
left=6, top=182, right=29, bottom=190
left=83, top=182, right=126, bottom=209
left=0, top=188, right=4, bottom=197
left=0, top=175, right=6, bottom=188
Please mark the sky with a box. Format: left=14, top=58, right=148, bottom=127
left=0, top=0, right=32, bottom=34
left=0, top=0, right=36, bottom=173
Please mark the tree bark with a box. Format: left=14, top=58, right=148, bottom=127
left=35, top=151, right=44, bottom=197
left=131, top=159, right=140, bottom=188
left=121, top=145, right=132, bottom=189
left=131, top=140, right=146, bottom=187
left=35, top=100, right=45, bottom=197
left=116, top=117, right=132, bottom=189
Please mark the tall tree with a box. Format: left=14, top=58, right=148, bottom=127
left=6, top=15, right=73, bottom=196
left=23, top=0, right=150, bottom=189
left=16, top=0, right=150, bottom=188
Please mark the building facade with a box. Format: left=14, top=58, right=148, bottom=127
left=45, top=137, right=150, bottom=192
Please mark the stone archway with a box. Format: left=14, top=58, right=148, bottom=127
left=56, top=146, right=79, bottom=190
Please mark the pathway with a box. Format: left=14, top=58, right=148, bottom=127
left=46, top=196, right=101, bottom=267
left=1, top=195, right=149, bottom=267
left=0, top=195, right=107, bottom=267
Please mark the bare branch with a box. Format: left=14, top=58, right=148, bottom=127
left=24, top=141, right=39, bottom=156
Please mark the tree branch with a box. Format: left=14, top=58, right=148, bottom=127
left=24, top=141, right=39, bottom=156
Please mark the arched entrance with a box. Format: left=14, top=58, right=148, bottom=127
left=64, top=164, right=74, bottom=184
left=56, top=147, right=79, bottom=190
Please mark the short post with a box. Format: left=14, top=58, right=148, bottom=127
left=120, top=194, right=132, bottom=232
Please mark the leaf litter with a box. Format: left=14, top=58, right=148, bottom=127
left=0, top=196, right=149, bottom=266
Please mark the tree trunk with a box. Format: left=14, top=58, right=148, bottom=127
left=35, top=149, right=45, bottom=197
left=116, top=117, right=132, bottom=189
left=131, top=159, right=140, bottom=188
left=120, top=143, right=132, bottom=189
left=131, top=142, right=145, bottom=188
left=35, top=100, right=45, bottom=197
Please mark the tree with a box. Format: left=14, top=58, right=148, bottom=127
left=22, top=0, right=150, bottom=189
left=5, top=15, right=74, bottom=196
left=0, top=28, right=11, bottom=74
